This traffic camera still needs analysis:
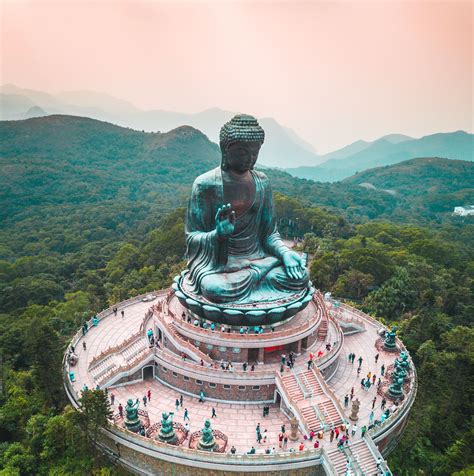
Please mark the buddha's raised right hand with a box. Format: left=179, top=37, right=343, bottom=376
left=215, top=203, right=235, bottom=240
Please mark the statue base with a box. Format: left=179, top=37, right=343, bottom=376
left=124, top=419, right=141, bottom=433
left=157, top=431, right=177, bottom=444
left=173, top=272, right=315, bottom=326
left=387, top=386, right=404, bottom=400
left=197, top=440, right=218, bottom=451
left=384, top=343, right=399, bottom=353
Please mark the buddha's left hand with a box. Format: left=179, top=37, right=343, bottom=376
left=282, top=251, right=305, bottom=280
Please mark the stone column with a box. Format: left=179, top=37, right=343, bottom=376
left=257, top=347, right=265, bottom=365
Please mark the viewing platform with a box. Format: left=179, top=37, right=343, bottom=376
left=64, top=288, right=416, bottom=475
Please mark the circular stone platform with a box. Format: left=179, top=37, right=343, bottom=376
left=63, top=289, right=416, bottom=475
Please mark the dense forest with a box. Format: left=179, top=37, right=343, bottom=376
left=0, top=116, right=473, bottom=475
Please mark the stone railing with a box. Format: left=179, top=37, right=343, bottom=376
left=88, top=330, right=143, bottom=370
left=364, top=434, right=392, bottom=475
left=311, top=367, right=346, bottom=420
left=170, top=302, right=321, bottom=346
left=274, top=372, right=309, bottom=434
left=97, top=348, right=154, bottom=386
left=154, top=309, right=214, bottom=364
left=106, top=423, right=325, bottom=467
left=155, top=348, right=274, bottom=382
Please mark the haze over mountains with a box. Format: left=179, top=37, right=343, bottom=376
left=2, top=84, right=471, bottom=180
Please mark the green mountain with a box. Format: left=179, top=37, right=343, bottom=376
left=286, top=131, right=473, bottom=182
left=1, top=115, right=471, bottom=262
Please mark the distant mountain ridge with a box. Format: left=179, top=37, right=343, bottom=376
left=286, top=130, right=473, bottom=182
left=0, top=84, right=322, bottom=169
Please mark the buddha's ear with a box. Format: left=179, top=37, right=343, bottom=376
left=220, top=146, right=229, bottom=171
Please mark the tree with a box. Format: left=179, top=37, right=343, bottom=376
left=76, top=389, right=113, bottom=457
left=333, top=269, right=374, bottom=299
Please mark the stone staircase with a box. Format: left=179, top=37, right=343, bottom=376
left=327, top=438, right=381, bottom=475
left=278, top=368, right=344, bottom=434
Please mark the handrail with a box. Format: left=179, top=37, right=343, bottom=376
left=154, top=309, right=213, bottom=364
left=274, top=372, right=309, bottom=434
left=155, top=348, right=274, bottom=382
left=364, top=435, right=392, bottom=475
left=310, top=367, right=346, bottom=420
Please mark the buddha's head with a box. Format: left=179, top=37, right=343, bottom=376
left=219, top=114, right=265, bottom=173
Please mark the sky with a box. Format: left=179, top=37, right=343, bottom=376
left=1, top=0, right=472, bottom=153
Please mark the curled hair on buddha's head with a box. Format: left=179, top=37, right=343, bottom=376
left=219, top=114, right=265, bottom=171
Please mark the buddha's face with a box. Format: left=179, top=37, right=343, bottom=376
left=226, top=141, right=261, bottom=173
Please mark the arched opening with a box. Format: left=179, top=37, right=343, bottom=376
left=142, top=365, right=154, bottom=380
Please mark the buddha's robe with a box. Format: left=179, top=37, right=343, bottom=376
left=184, top=167, right=308, bottom=304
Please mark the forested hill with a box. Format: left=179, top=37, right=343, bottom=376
left=344, top=157, right=474, bottom=197
left=2, top=115, right=472, bottom=238
left=0, top=114, right=220, bottom=222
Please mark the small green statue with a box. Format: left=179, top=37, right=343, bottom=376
left=393, top=352, right=410, bottom=380
left=388, top=376, right=405, bottom=399
left=384, top=326, right=398, bottom=352
left=197, top=419, right=217, bottom=451
left=124, top=398, right=141, bottom=432
left=157, top=411, right=176, bottom=444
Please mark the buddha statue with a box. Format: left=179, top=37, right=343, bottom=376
left=124, top=398, right=141, bottom=432
left=197, top=419, right=217, bottom=451
left=179, top=115, right=310, bottom=323
left=157, top=411, right=177, bottom=444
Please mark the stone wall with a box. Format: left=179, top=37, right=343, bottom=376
left=156, top=364, right=275, bottom=402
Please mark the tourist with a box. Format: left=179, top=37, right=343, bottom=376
left=139, top=426, right=146, bottom=437
left=92, top=315, right=99, bottom=326
left=184, top=422, right=190, bottom=433
left=210, top=322, right=215, bottom=331
left=211, top=407, right=217, bottom=418
left=281, top=424, right=286, bottom=433
left=113, top=306, right=118, bottom=316
left=110, top=393, right=115, bottom=405
left=147, top=389, right=151, bottom=401
left=143, top=395, right=147, bottom=406
left=381, top=364, right=385, bottom=376
left=335, top=427, right=340, bottom=439
left=344, top=394, right=349, bottom=407
left=243, top=362, right=248, bottom=371
left=350, top=387, right=354, bottom=400
left=361, top=425, right=367, bottom=437
left=182, top=311, right=186, bottom=320
left=375, top=353, right=379, bottom=363
left=262, top=429, right=268, bottom=443
left=278, top=433, right=284, bottom=448
left=352, top=424, right=357, bottom=436
left=240, top=326, right=245, bottom=334
left=365, top=379, right=371, bottom=390
left=69, top=372, right=75, bottom=382
left=247, top=446, right=256, bottom=455
left=82, top=341, right=87, bottom=351
left=257, top=432, right=262, bottom=444
left=369, top=411, right=374, bottom=424
left=175, top=398, right=180, bottom=411
left=309, top=430, right=315, bottom=441
left=314, top=440, right=319, bottom=449
left=377, top=378, right=382, bottom=389
left=357, top=367, right=361, bottom=376
left=118, top=403, right=123, bottom=417
left=307, top=358, right=313, bottom=370
left=381, top=398, right=387, bottom=410
left=281, top=354, right=286, bottom=366
left=265, top=447, right=271, bottom=454
left=372, top=397, right=377, bottom=409
left=121, top=309, right=124, bottom=318
left=251, top=364, right=255, bottom=371
left=280, top=364, right=284, bottom=373
left=230, top=445, right=236, bottom=454
left=330, top=429, right=335, bottom=442
left=358, top=356, right=363, bottom=368
left=283, top=435, right=288, bottom=449
left=360, top=378, right=365, bottom=389
left=200, top=359, right=204, bottom=366
left=299, top=442, right=305, bottom=451
left=180, top=395, right=183, bottom=407
left=372, top=374, right=376, bottom=385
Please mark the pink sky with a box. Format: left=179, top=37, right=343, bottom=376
left=1, top=1, right=472, bottom=153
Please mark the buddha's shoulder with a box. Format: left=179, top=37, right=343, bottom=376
left=192, top=167, right=221, bottom=190
left=252, top=169, right=271, bottom=184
